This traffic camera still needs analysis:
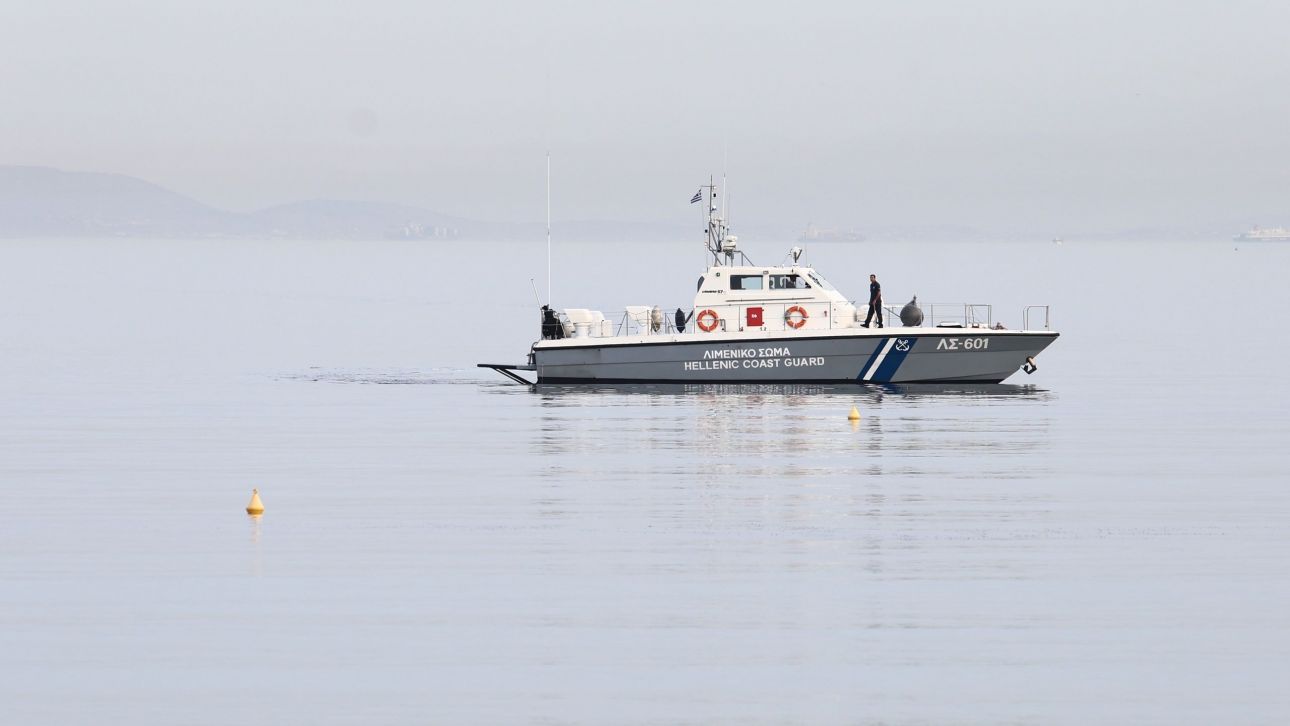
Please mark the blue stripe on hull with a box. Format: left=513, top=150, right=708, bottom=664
left=872, top=337, right=917, bottom=382
left=856, top=336, right=917, bottom=382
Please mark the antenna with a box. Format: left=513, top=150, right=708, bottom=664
left=546, top=151, right=551, bottom=305
left=543, top=61, right=552, bottom=308
left=725, top=178, right=731, bottom=230
left=722, top=142, right=728, bottom=222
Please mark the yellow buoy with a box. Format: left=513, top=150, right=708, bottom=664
left=246, top=489, right=265, bottom=516
left=848, top=405, right=861, bottom=421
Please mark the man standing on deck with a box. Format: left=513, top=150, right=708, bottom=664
left=863, top=274, right=883, bottom=328
left=540, top=305, right=565, bottom=339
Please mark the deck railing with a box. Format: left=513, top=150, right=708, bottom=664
left=1022, top=305, right=1051, bottom=331
left=553, top=301, right=1050, bottom=339
left=924, top=303, right=993, bottom=329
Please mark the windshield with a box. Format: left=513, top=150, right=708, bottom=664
left=806, top=272, right=836, bottom=291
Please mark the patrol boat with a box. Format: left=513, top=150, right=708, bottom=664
left=480, top=184, right=1058, bottom=385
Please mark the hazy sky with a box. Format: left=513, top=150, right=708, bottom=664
left=4, top=0, right=1288, bottom=233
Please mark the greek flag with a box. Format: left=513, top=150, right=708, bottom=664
left=690, top=189, right=702, bottom=204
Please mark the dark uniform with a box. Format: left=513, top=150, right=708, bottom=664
left=541, top=305, right=565, bottom=339
left=864, top=278, right=883, bottom=328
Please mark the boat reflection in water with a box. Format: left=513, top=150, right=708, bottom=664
left=529, top=381, right=1052, bottom=401
left=482, top=375, right=1061, bottom=585
left=517, top=381, right=1056, bottom=478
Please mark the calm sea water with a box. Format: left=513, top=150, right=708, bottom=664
left=1, top=237, right=1287, bottom=724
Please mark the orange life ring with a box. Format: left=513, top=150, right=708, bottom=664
left=785, top=306, right=809, bottom=329
left=696, top=309, right=720, bottom=332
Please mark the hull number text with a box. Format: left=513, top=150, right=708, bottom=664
left=936, top=337, right=990, bottom=351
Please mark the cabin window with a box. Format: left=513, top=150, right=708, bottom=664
left=769, top=274, right=809, bottom=290
left=696, top=276, right=705, bottom=291
left=730, top=274, right=764, bottom=290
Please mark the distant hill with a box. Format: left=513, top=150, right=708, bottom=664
left=0, top=165, right=707, bottom=242
left=0, top=166, right=485, bottom=240
left=0, top=165, right=237, bottom=237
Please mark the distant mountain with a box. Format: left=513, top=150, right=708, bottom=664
left=0, top=165, right=710, bottom=242
left=0, top=165, right=236, bottom=237
left=0, top=166, right=485, bottom=240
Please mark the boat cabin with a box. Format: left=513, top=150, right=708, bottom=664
left=692, top=264, right=859, bottom=333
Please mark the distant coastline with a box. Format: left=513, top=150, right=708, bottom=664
left=0, top=165, right=709, bottom=243
left=0, top=165, right=1279, bottom=243
left=0, top=166, right=489, bottom=241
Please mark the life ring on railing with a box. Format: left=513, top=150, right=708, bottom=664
left=696, top=309, right=720, bottom=332
left=785, top=306, right=809, bottom=329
